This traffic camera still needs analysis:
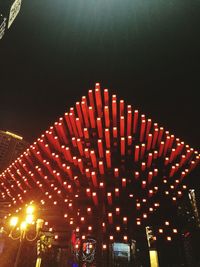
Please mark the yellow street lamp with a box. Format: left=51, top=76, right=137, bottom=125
left=6, top=205, right=43, bottom=267
left=26, top=214, right=34, bottom=224
left=10, top=216, right=19, bottom=227
left=20, top=221, right=27, bottom=231
left=26, top=205, right=35, bottom=215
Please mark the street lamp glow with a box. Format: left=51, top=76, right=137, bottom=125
left=10, top=216, right=18, bottom=227
left=26, top=214, right=34, bottom=224
left=26, top=205, right=35, bottom=215
left=20, top=221, right=27, bottom=231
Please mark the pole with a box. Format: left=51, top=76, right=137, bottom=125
left=35, top=257, right=42, bottom=267
left=35, top=239, right=42, bottom=267
left=149, top=250, right=159, bottom=267
left=14, top=239, right=23, bottom=267
left=145, top=226, right=159, bottom=267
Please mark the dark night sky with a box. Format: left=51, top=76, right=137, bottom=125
left=0, top=0, right=200, bottom=151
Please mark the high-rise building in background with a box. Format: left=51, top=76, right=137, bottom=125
left=0, top=0, right=22, bottom=40
left=0, top=130, right=29, bottom=173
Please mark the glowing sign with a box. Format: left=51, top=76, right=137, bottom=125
left=112, top=243, right=130, bottom=261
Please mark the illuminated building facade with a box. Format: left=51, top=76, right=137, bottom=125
left=0, top=0, right=22, bottom=40
left=0, top=130, right=29, bottom=173
left=0, top=83, right=199, bottom=266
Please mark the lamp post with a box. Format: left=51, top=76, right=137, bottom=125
left=7, top=205, right=44, bottom=267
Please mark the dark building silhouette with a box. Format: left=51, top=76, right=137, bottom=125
left=0, top=130, right=29, bottom=173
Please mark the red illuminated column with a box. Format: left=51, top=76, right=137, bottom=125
left=122, top=178, right=126, bottom=187
left=169, top=148, right=176, bottom=163
left=66, top=166, right=73, bottom=179
left=107, top=192, right=112, bottom=205
left=97, top=118, right=103, bottom=138
left=158, top=141, right=165, bottom=157
left=90, top=150, right=97, bottom=168
left=59, top=119, right=69, bottom=142
left=145, top=119, right=152, bottom=140
left=120, top=100, right=124, bottom=117
left=134, top=145, right=140, bottom=162
left=140, top=144, right=146, bottom=160
left=133, top=110, right=138, bottom=134
left=164, top=157, right=169, bottom=165
left=83, top=128, right=89, bottom=140
left=91, top=172, right=98, bottom=187
left=84, top=148, right=90, bottom=158
left=98, top=161, right=104, bottom=175
left=85, top=169, right=90, bottom=178
left=141, top=162, right=146, bottom=171
left=77, top=159, right=84, bottom=174
left=115, top=188, right=120, bottom=197
left=54, top=136, right=62, bottom=152
left=40, top=142, right=52, bottom=158
left=69, top=113, right=78, bottom=137
left=152, top=128, right=159, bottom=149
left=62, top=146, right=73, bottom=162
left=154, top=168, right=158, bottom=177
left=140, top=119, right=146, bottom=143
left=142, top=180, right=147, bottom=189
left=88, top=90, right=96, bottom=113
left=95, top=88, right=103, bottom=117
left=147, top=134, right=153, bottom=151
left=168, top=135, right=175, bottom=151
left=112, top=98, right=117, bottom=127
left=88, top=106, right=96, bottom=129
left=104, top=106, right=110, bottom=128
left=92, top=192, right=98, bottom=206
left=179, top=155, right=186, bottom=167
left=106, top=150, right=111, bottom=168
left=169, top=166, right=176, bottom=177
left=174, top=143, right=183, bottom=158
left=157, top=127, right=164, bottom=145
left=135, top=171, right=140, bottom=180
left=81, top=101, right=90, bottom=128
left=186, top=148, right=194, bottom=161
left=153, top=150, right=158, bottom=159
left=113, top=127, right=118, bottom=138
left=76, top=118, right=83, bottom=137
left=163, top=136, right=171, bottom=156
left=147, top=153, right=153, bottom=168
left=98, top=139, right=104, bottom=158
left=77, top=139, right=84, bottom=156
left=127, top=110, right=132, bottom=136
left=121, top=137, right=125, bottom=156
left=148, top=171, right=153, bottom=184
left=120, top=116, right=125, bottom=137
left=108, top=213, right=113, bottom=224
left=76, top=102, right=84, bottom=125
left=54, top=122, right=67, bottom=144
left=128, top=136, right=132, bottom=146
left=104, top=89, right=109, bottom=106
left=114, top=168, right=119, bottom=178
left=105, top=129, right=111, bottom=148
left=64, top=113, right=73, bottom=135
left=86, top=188, right=91, bottom=198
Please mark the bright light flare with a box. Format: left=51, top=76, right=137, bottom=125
left=26, top=205, right=35, bottom=215
left=20, top=221, right=27, bottom=231
left=26, top=214, right=34, bottom=224
left=10, top=216, right=18, bottom=227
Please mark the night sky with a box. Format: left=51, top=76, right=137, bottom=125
left=0, top=0, right=200, bottom=151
